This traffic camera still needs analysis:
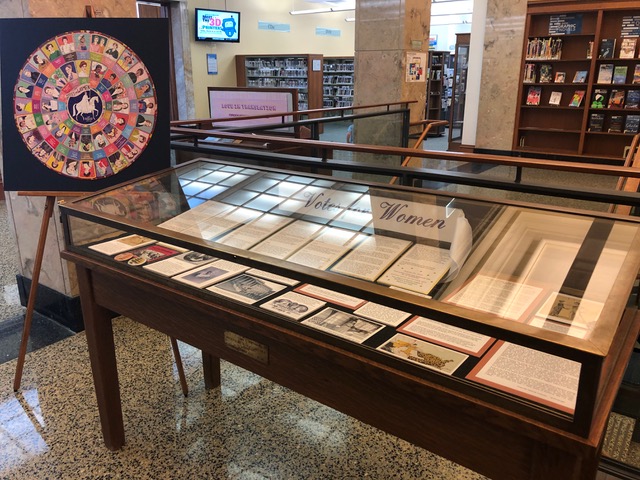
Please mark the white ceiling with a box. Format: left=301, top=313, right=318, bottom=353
left=298, top=0, right=474, bottom=24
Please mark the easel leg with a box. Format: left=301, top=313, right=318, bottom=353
left=170, top=337, right=189, bottom=396
left=13, top=196, right=56, bottom=392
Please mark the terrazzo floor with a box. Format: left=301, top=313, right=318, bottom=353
left=0, top=317, right=489, bottom=480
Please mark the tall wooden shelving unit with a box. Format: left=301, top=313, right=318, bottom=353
left=235, top=54, right=324, bottom=112
left=322, top=56, right=355, bottom=109
left=513, top=1, right=640, bottom=162
left=426, top=50, right=451, bottom=136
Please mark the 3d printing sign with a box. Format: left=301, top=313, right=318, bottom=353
left=13, top=30, right=157, bottom=180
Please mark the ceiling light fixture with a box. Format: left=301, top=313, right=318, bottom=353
left=290, top=7, right=355, bottom=15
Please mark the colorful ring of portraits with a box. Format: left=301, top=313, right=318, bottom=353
left=13, top=30, right=157, bottom=180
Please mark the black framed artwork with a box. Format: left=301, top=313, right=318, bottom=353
left=0, top=18, right=171, bottom=192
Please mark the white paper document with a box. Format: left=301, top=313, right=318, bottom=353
left=89, top=234, right=155, bottom=255
left=216, top=213, right=293, bottom=250
left=250, top=220, right=324, bottom=259
left=467, top=341, right=580, bottom=414
left=331, top=235, right=411, bottom=281
left=445, top=275, right=543, bottom=321
left=377, top=243, right=451, bottom=295
left=286, top=227, right=364, bottom=270
left=398, top=316, right=493, bottom=356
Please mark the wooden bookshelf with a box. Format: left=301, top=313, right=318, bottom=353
left=235, top=54, right=324, bottom=112
left=513, top=1, right=640, bottom=162
left=426, top=50, right=451, bottom=136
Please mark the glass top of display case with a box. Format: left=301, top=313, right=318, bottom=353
left=61, top=157, right=640, bottom=423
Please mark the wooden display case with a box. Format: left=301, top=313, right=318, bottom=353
left=60, top=157, right=640, bottom=479
left=235, top=54, right=324, bottom=112
left=425, top=50, right=450, bottom=136
left=514, top=1, right=640, bottom=162
left=322, top=56, right=354, bottom=109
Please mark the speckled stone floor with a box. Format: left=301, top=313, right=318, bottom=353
left=0, top=317, right=488, bottom=480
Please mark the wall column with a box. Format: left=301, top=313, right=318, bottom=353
left=353, top=0, right=431, bottom=160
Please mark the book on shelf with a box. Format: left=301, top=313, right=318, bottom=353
left=626, top=90, right=640, bottom=109
left=548, top=91, right=562, bottom=106
left=539, top=64, right=553, bottom=83
left=573, top=70, right=588, bottom=83
left=609, top=115, right=623, bottom=133
left=620, top=37, right=637, bottom=59
left=526, top=86, right=541, bottom=105
left=586, top=41, right=594, bottom=59
left=625, top=115, right=640, bottom=134
left=569, top=90, right=585, bottom=107
left=634, top=65, right=640, bottom=84
left=526, top=37, right=562, bottom=60
left=612, top=66, right=628, bottom=84
left=598, top=38, right=616, bottom=59
left=608, top=90, right=625, bottom=108
left=597, top=64, right=614, bottom=84
left=523, top=63, right=536, bottom=83
left=590, top=89, right=608, bottom=108
left=554, top=71, right=566, bottom=83
left=588, top=113, right=605, bottom=132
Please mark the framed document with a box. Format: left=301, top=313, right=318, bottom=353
left=207, top=274, right=286, bottom=304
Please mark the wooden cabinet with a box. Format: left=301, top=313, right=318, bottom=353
left=514, top=2, right=640, bottom=162
left=425, top=51, right=450, bottom=136
left=322, top=56, right=354, bottom=109
left=235, top=54, right=324, bottom=112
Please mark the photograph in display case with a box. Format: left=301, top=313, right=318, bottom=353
left=113, top=243, right=184, bottom=266
left=207, top=274, right=286, bottom=304
left=173, top=260, right=248, bottom=288
left=260, top=291, right=326, bottom=320
left=377, top=333, right=468, bottom=375
left=302, top=307, right=385, bottom=344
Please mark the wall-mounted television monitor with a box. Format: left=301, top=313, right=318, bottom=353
left=195, top=8, right=240, bottom=43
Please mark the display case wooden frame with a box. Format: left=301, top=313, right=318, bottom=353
left=235, top=54, right=324, bottom=112
left=60, top=157, right=640, bottom=479
left=514, top=1, right=640, bottom=161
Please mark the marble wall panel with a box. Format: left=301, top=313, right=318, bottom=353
left=28, top=0, right=136, bottom=18
left=475, top=0, right=527, bottom=151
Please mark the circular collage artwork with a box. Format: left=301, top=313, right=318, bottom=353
left=13, top=30, right=157, bottom=180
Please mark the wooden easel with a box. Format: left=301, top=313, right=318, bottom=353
left=13, top=192, right=63, bottom=391
left=12, top=192, right=188, bottom=396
